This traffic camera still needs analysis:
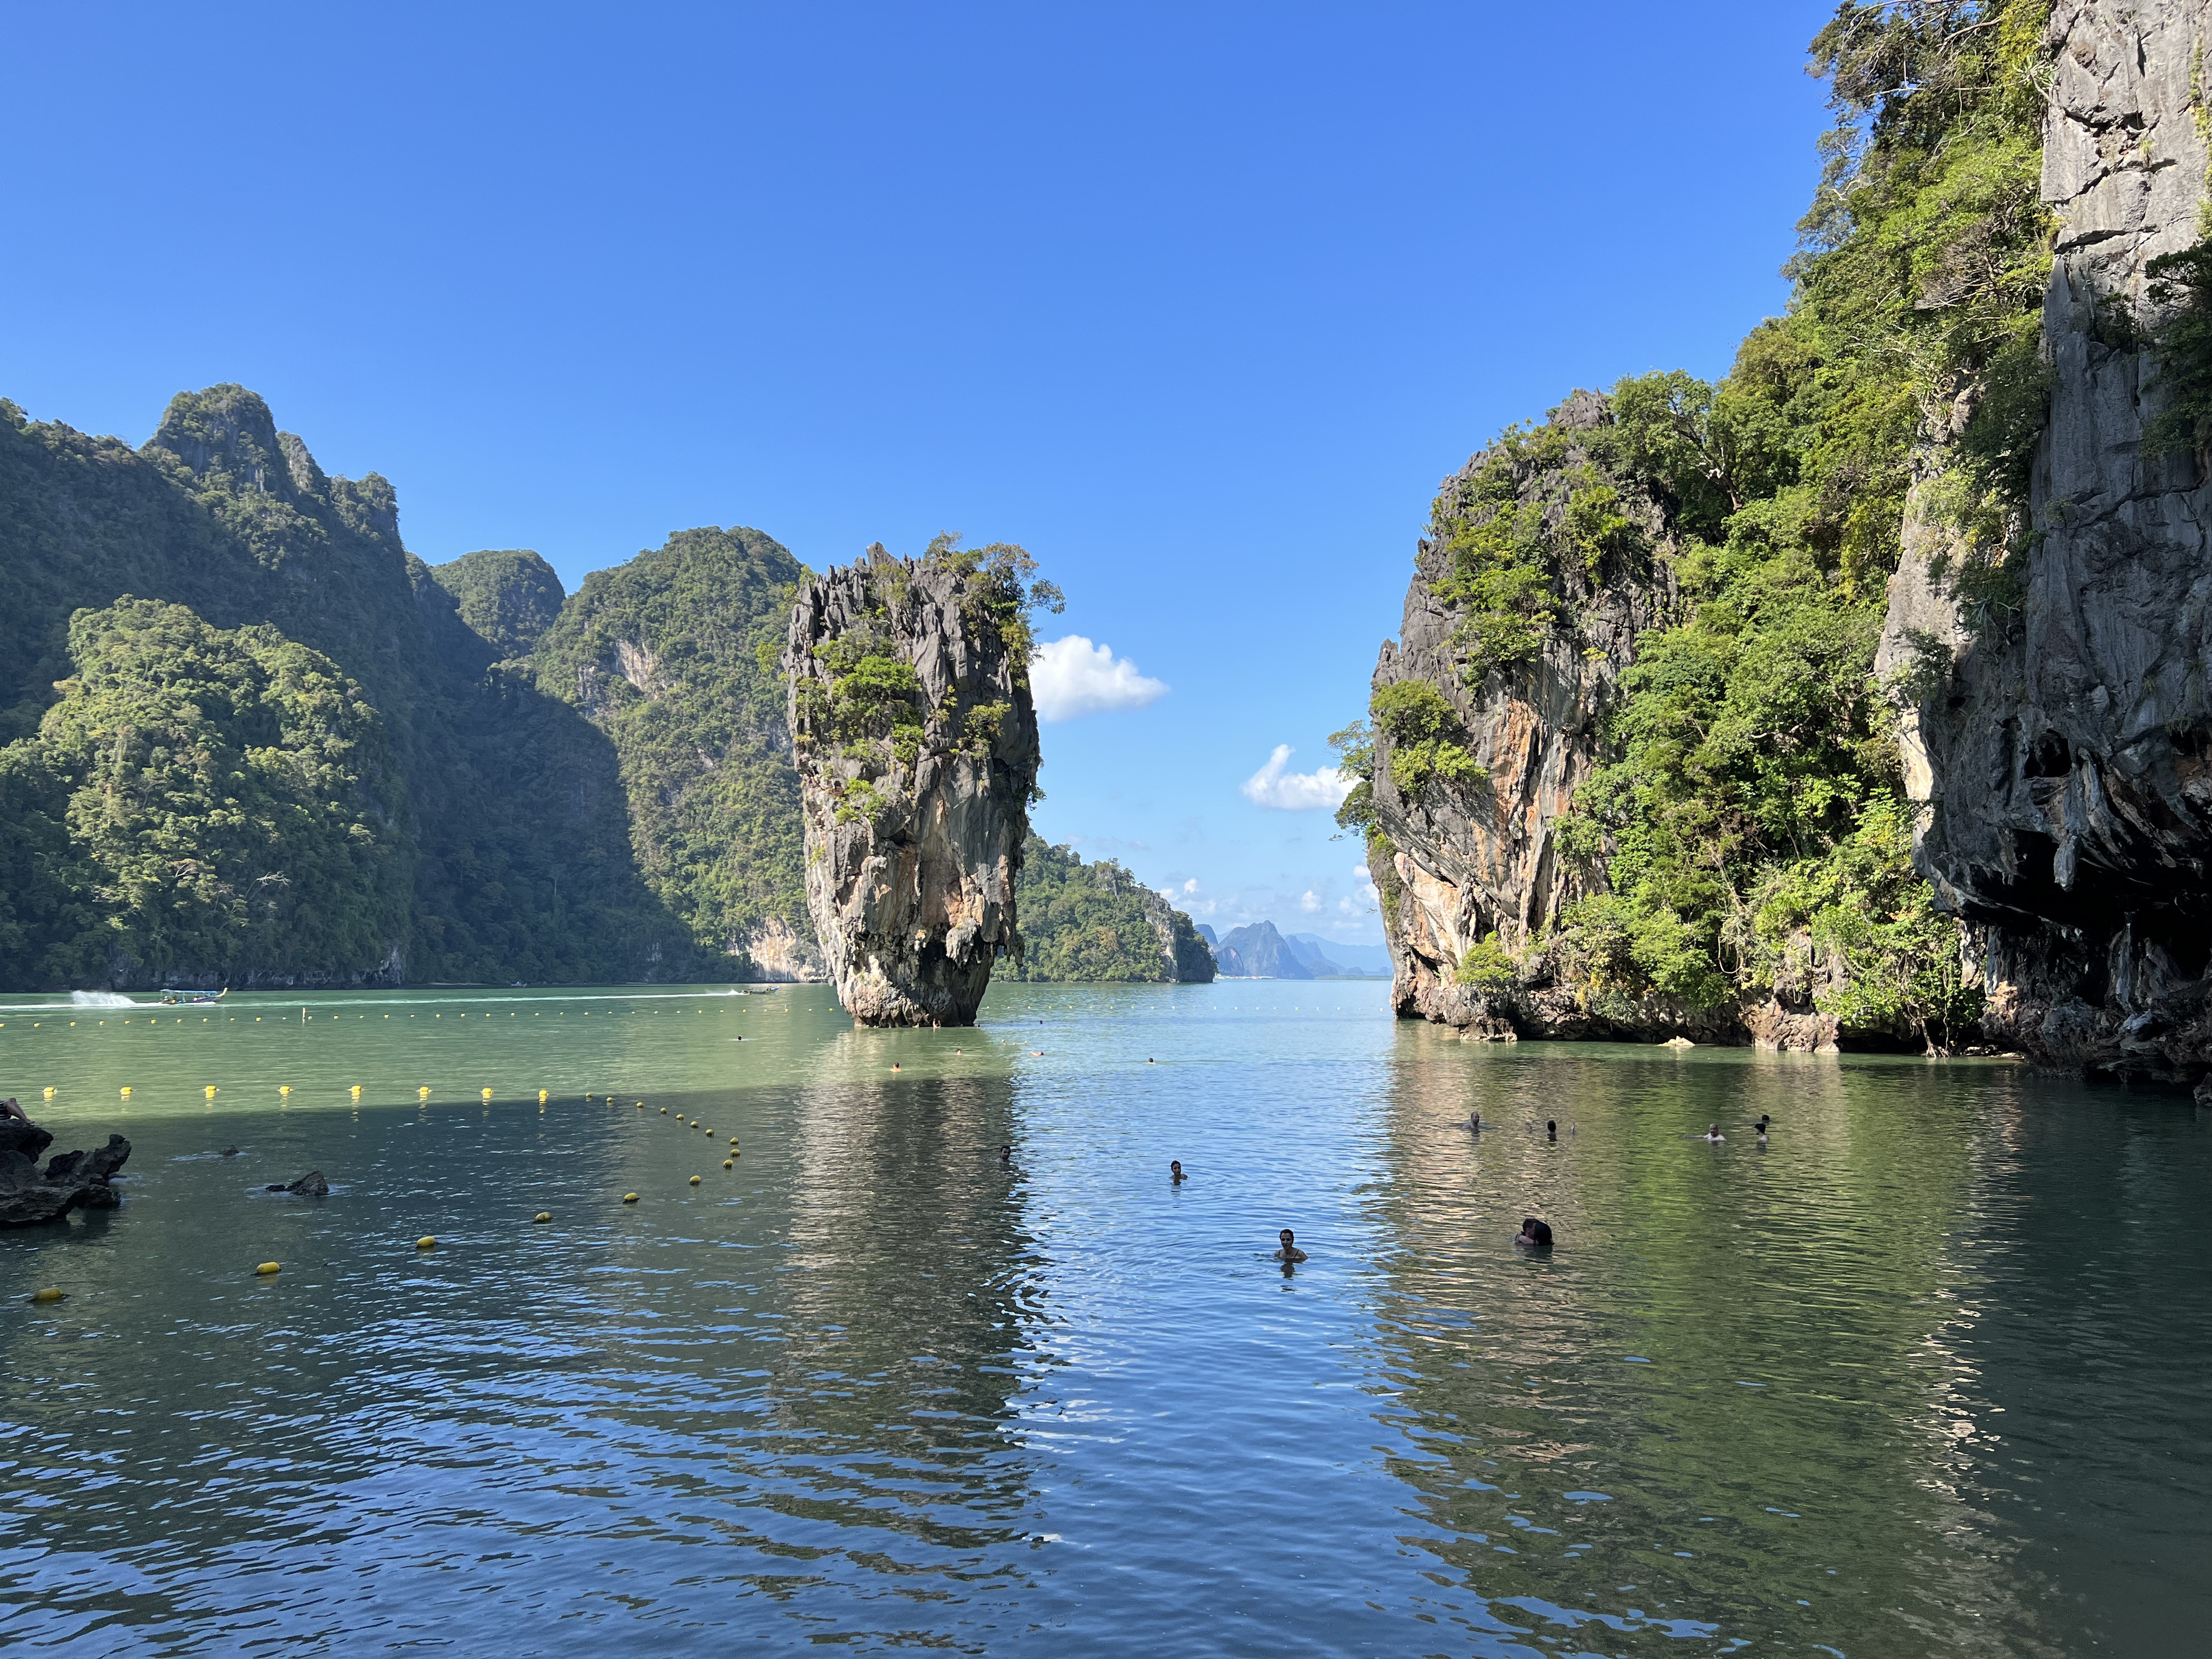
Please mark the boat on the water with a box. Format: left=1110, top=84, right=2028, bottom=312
left=159, top=987, right=228, bottom=1005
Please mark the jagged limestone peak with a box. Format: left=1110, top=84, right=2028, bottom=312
left=783, top=539, right=1052, bottom=1026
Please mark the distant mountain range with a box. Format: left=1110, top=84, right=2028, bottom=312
left=1202, top=921, right=1390, bottom=979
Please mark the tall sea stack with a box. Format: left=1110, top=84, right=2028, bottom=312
left=783, top=541, right=1048, bottom=1025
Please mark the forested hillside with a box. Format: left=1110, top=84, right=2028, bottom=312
left=529, top=527, right=815, bottom=975
left=1006, top=834, right=1213, bottom=983
left=0, top=385, right=805, bottom=989
left=1343, top=0, right=2053, bottom=1051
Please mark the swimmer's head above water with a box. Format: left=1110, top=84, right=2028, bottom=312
left=1275, top=1228, right=1307, bottom=1263
left=1516, top=1217, right=1553, bottom=1248
left=1170, top=1159, right=1185, bottom=1183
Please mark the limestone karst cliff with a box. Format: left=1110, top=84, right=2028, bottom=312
left=1353, top=2, right=2058, bottom=1056
left=1879, top=0, right=2212, bottom=1083
left=783, top=542, right=1048, bottom=1025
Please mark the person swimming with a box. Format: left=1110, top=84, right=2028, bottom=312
left=1465, top=1111, right=1481, bottom=1133
left=1274, top=1228, right=1307, bottom=1263
left=998, top=1144, right=1013, bottom=1165
left=1170, top=1159, right=1186, bottom=1184
left=1701, top=1123, right=1725, bottom=1142
left=1755, top=1114, right=1770, bottom=1141
left=1515, top=1217, right=1553, bottom=1248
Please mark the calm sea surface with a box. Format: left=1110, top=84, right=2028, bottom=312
left=1, top=981, right=2205, bottom=1655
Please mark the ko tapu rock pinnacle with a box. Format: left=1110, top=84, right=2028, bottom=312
left=782, top=538, right=1056, bottom=1026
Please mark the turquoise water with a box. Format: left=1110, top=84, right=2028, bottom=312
left=1, top=981, right=2205, bottom=1655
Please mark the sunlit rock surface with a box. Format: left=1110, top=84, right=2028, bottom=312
left=783, top=549, right=1040, bottom=1026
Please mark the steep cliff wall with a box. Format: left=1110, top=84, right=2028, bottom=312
left=1880, top=0, right=2212, bottom=1082
left=784, top=545, right=1045, bottom=1025
left=1359, top=5, right=2055, bottom=1056
left=1365, top=393, right=1716, bottom=1039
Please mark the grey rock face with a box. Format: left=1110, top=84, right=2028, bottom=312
left=784, top=550, right=1042, bottom=1025
left=0, top=1123, right=132, bottom=1226
left=1136, top=886, right=1217, bottom=982
left=1877, top=0, right=2212, bottom=1079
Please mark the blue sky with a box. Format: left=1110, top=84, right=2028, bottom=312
left=3, top=2, right=1833, bottom=944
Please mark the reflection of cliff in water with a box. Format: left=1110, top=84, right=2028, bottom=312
left=1358, top=1029, right=2043, bottom=1653
left=762, top=1055, right=1052, bottom=1544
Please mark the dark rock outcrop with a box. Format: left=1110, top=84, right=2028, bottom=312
left=1212, top=922, right=1315, bottom=979
left=1, top=1120, right=132, bottom=1225
left=1876, top=0, right=2212, bottom=1082
left=783, top=546, right=1042, bottom=1025
left=267, top=1170, right=328, bottom=1197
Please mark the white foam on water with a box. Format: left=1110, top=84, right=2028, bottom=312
left=69, top=991, right=142, bottom=1008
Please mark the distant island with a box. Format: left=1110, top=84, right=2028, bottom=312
left=1201, top=920, right=1389, bottom=980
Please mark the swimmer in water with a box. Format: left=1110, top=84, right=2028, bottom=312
left=1701, top=1122, right=1725, bottom=1142
left=1755, top=1114, right=1770, bottom=1141
left=1465, top=1111, right=1481, bottom=1133
left=1274, top=1228, right=1307, bottom=1264
left=1170, top=1159, right=1186, bottom=1184
left=999, top=1144, right=1013, bottom=1165
left=1546, top=1119, right=1557, bottom=1142
left=1515, top=1217, right=1553, bottom=1248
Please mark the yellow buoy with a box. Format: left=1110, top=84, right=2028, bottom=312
left=43, top=1087, right=55, bottom=1099
left=622, top=1192, right=639, bottom=1204
left=688, top=1175, right=701, bottom=1185
left=31, top=1287, right=65, bottom=1303
left=538, top=1090, right=548, bottom=1103
left=418, top=1087, right=431, bottom=1100
left=723, top=1159, right=733, bottom=1170
left=416, top=1236, right=437, bottom=1250
left=635, top=1102, right=643, bottom=1110
left=351, top=1085, right=363, bottom=1098
left=255, top=1262, right=280, bottom=1276
left=660, top=1107, right=669, bottom=1115
left=205, top=1086, right=217, bottom=1099
left=119, top=1087, right=131, bottom=1098
left=482, top=1088, right=493, bottom=1101
left=279, top=1086, right=291, bottom=1097
left=533, top=1212, right=551, bottom=1223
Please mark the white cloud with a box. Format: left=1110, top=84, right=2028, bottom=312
left=1183, top=878, right=1199, bottom=894
left=1241, top=745, right=1354, bottom=812
left=1029, top=635, right=1168, bottom=722
left=1300, top=889, right=1322, bottom=912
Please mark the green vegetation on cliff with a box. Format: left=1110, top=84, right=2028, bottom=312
left=1006, top=834, right=1213, bottom=983
left=1347, top=0, right=2051, bottom=1047
left=529, top=526, right=810, bottom=963
left=0, top=386, right=753, bottom=988
left=0, top=599, right=410, bottom=983
left=429, top=549, right=566, bottom=659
